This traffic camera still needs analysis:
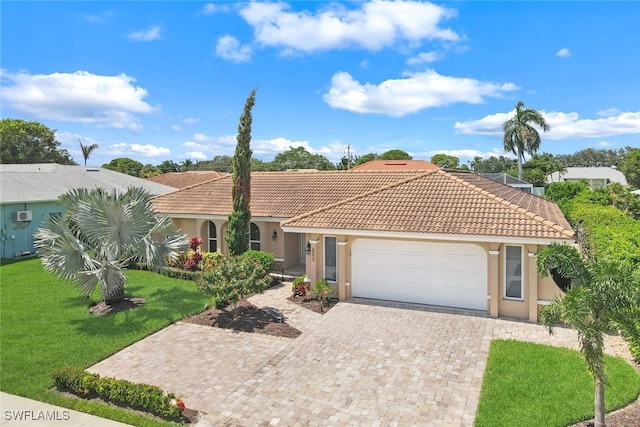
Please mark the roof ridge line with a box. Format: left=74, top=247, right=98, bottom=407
left=281, top=171, right=436, bottom=226
left=445, top=172, right=575, bottom=239
left=151, top=174, right=230, bottom=199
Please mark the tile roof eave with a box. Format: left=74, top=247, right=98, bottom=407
left=446, top=172, right=576, bottom=240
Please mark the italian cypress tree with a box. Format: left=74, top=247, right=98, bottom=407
left=227, top=88, right=256, bottom=256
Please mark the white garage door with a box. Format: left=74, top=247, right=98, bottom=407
left=351, top=239, right=487, bottom=310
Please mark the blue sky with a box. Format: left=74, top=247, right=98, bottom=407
left=2, top=1, right=639, bottom=168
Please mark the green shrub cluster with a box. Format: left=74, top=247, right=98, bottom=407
left=196, top=256, right=271, bottom=309
left=240, top=250, right=275, bottom=272
left=291, top=275, right=307, bottom=296
left=52, top=367, right=184, bottom=420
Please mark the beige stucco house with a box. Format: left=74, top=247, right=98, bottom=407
left=152, top=168, right=575, bottom=322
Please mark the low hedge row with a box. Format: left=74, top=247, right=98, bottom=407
left=52, top=367, right=185, bottom=420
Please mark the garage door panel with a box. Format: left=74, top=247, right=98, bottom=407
left=352, top=239, right=487, bottom=311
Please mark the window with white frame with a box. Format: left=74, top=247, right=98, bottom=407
left=324, top=236, right=337, bottom=282
left=504, top=246, right=523, bottom=299
left=208, top=221, right=217, bottom=252
left=249, top=222, right=260, bottom=251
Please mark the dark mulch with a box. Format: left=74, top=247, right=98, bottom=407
left=89, top=298, right=145, bottom=315
left=286, top=295, right=338, bottom=314
left=571, top=396, right=640, bottom=427
left=182, top=299, right=301, bottom=338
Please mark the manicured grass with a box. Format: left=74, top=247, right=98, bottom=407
left=475, top=339, right=640, bottom=427
left=0, top=258, right=210, bottom=426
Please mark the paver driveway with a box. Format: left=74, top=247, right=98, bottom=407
left=89, top=293, right=630, bottom=426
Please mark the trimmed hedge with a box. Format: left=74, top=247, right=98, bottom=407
left=52, top=367, right=185, bottom=420
left=240, top=250, right=275, bottom=272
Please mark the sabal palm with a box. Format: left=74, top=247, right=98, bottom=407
left=35, top=187, right=187, bottom=303
left=503, top=101, right=550, bottom=180
left=79, top=139, right=98, bottom=166
left=537, top=243, right=639, bottom=427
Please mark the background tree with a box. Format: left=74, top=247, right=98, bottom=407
left=193, top=155, right=233, bottom=172
left=180, top=159, right=194, bottom=171
left=102, top=157, right=144, bottom=177
left=502, top=101, right=550, bottom=180
left=139, top=164, right=162, bottom=178
left=471, top=155, right=517, bottom=173
left=430, top=153, right=460, bottom=169
left=227, top=88, right=256, bottom=256
left=270, top=146, right=335, bottom=171
left=556, top=148, right=627, bottom=168
left=354, top=152, right=378, bottom=166
left=0, top=118, right=75, bottom=164
left=379, top=149, right=412, bottom=160
left=34, top=187, right=187, bottom=304
left=537, top=243, right=640, bottom=427
left=78, top=139, right=98, bottom=166
left=336, top=155, right=357, bottom=170
left=621, top=148, right=640, bottom=188
left=157, top=160, right=180, bottom=173
left=521, top=153, right=567, bottom=186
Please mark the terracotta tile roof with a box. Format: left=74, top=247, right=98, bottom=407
left=350, top=159, right=439, bottom=171
left=152, top=170, right=426, bottom=218
left=147, top=171, right=223, bottom=188
left=282, top=170, right=575, bottom=241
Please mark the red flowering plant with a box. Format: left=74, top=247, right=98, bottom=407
left=170, top=397, right=186, bottom=411
left=184, top=237, right=204, bottom=271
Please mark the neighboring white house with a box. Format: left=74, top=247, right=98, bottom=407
left=0, top=163, right=177, bottom=259
left=548, top=167, right=628, bottom=189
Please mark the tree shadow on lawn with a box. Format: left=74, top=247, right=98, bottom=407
left=66, top=284, right=205, bottom=337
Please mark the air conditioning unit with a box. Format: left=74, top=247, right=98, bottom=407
left=14, top=211, right=32, bottom=221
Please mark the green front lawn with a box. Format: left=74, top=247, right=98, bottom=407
left=475, top=339, right=640, bottom=427
left=0, top=258, right=209, bottom=426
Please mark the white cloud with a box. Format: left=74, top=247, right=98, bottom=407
left=323, top=70, right=518, bottom=116
left=104, top=143, right=170, bottom=158
left=555, top=48, right=571, bottom=57
left=181, top=135, right=347, bottom=162
left=596, top=107, right=620, bottom=117
left=170, top=125, right=183, bottom=131
left=596, top=141, right=613, bottom=147
left=406, top=51, right=443, bottom=65
left=239, top=1, right=460, bottom=54
left=454, top=109, right=640, bottom=139
left=83, top=10, right=114, bottom=24
left=183, top=117, right=200, bottom=124
left=215, top=35, right=252, bottom=62
left=128, top=25, right=161, bottom=42
left=0, top=70, right=154, bottom=130
left=202, top=3, right=217, bottom=15
left=184, top=151, right=208, bottom=161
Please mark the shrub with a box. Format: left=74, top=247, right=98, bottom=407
left=313, top=279, right=335, bottom=312
left=161, top=267, right=199, bottom=281
left=52, top=367, right=184, bottom=420
left=200, top=251, right=224, bottom=271
left=291, top=275, right=307, bottom=296
left=196, top=256, right=270, bottom=310
left=240, top=250, right=275, bottom=272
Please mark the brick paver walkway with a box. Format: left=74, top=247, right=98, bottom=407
left=89, top=287, right=632, bottom=427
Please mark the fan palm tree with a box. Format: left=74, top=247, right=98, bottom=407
left=537, top=243, right=639, bottom=427
left=503, top=101, right=550, bottom=180
left=79, top=139, right=99, bottom=166
left=35, top=187, right=187, bottom=304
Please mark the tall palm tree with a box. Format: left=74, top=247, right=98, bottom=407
left=537, top=243, right=639, bottom=427
left=503, top=101, right=550, bottom=180
left=79, top=139, right=99, bottom=166
left=35, top=187, right=187, bottom=304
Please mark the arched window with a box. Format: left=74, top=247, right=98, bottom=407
left=249, top=222, right=260, bottom=251
left=208, top=221, right=217, bottom=252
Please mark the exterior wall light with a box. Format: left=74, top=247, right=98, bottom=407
left=272, top=230, right=278, bottom=241
left=305, top=242, right=311, bottom=255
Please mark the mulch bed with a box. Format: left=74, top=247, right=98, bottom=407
left=286, top=295, right=338, bottom=314
left=571, top=397, right=640, bottom=427
left=89, top=298, right=145, bottom=315
left=182, top=299, right=302, bottom=338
